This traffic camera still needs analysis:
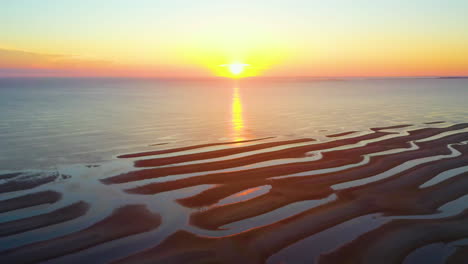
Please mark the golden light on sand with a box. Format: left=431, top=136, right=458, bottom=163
left=233, top=187, right=261, bottom=198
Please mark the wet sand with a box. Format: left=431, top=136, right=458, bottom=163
left=447, top=246, right=468, bottom=264
left=122, top=124, right=468, bottom=196
left=326, top=131, right=359, bottom=137
left=104, top=123, right=468, bottom=263
left=0, top=191, right=61, bottom=214
left=2, top=122, right=468, bottom=263
left=0, top=205, right=161, bottom=264
left=106, top=131, right=391, bottom=186
left=0, top=201, right=89, bottom=237
left=112, top=144, right=468, bottom=263
left=318, top=210, right=468, bottom=264
left=425, top=121, right=446, bottom=125
left=0, top=172, right=59, bottom=193
left=118, top=137, right=276, bottom=158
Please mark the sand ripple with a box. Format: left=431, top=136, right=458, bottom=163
left=1, top=122, right=468, bottom=263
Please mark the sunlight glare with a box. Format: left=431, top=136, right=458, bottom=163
left=231, top=86, right=245, bottom=141
left=221, top=63, right=250, bottom=77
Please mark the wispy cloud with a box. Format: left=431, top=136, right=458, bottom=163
left=0, top=48, right=115, bottom=77
left=0, top=48, right=207, bottom=77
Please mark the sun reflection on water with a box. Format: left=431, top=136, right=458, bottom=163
left=231, top=86, right=245, bottom=141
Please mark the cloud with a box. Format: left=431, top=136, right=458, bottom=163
left=0, top=48, right=114, bottom=76
left=0, top=48, right=209, bottom=77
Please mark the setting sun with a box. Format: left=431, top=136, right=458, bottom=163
left=2, top=1, right=468, bottom=263
left=220, top=63, right=250, bottom=78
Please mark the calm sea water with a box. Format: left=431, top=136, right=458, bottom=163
left=1, top=77, right=467, bottom=169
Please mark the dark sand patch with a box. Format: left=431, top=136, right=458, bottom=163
left=112, top=142, right=468, bottom=263
left=0, top=191, right=61, bottom=214
left=236, top=147, right=468, bottom=262
left=133, top=138, right=314, bottom=167
left=5, top=123, right=467, bottom=263
left=0, top=172, right=23, bottom=180
left=105, top=123, right=468, bottom=188
left=425, top=121, right=446, bottom=124
left=371, top=124, right=412, bottom=131
left=326, top=131, right=359, bottom=137
left=118, top=136, right=277, bottom=158
left=318, top=210, right=468, bottom=264
left=104, top=132, right=391, bottom=185
left=189, top=182, right=333, bottom=230
left=0, top=201, right=89, bottom=237
left=0, top=205, right=161, bottom=264
left=188, top=135, right=468, bottom=229
left=446, top=246, right=468, bottom=264
left=123, top=125, right=468, bottom=197
left=112, top=230, right=253, bottom=264
left=148, top=142, right=169, bottom=146
left=0, top=172, right=59, bottom=194
left=177, top=180, right=267, bottom=208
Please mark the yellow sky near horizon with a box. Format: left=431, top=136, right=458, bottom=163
left=1, top=0, right=468, bottom=77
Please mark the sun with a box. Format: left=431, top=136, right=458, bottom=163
left=220, top=63, right=250, bottom=77
left=227, top=63, right=249, bottom=75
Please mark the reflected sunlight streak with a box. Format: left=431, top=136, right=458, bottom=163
left=231, top=86, right=245, bottom=141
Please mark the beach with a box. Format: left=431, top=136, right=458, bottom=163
left=1, top=78, right=468, bottom=263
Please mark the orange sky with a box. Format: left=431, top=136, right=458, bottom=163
left=1, top=1, right=468, bottom=78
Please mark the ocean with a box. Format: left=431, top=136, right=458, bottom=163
left=1, top=77, right=467, bottom=169
left=1, top=77, right=468, bottom=263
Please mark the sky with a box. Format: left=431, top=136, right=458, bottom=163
left=1, top=0, right=468, bottom=77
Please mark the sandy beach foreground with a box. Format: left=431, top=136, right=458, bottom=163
left=1, top=121, right=468, bottom=263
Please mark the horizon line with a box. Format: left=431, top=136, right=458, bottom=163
left=0, top=75, right=467, bottom=80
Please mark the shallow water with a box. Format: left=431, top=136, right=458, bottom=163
left=1, top=77, right=468, bottom=169
left=1, top=77, right=468, bottom=263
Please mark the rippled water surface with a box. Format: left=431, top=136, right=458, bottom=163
left=1, top=78, right=468, bottom=169
left=1, top=77, right=468, bottom=264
